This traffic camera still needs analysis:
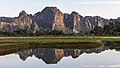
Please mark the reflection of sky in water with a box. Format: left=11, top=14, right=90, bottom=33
left=0, top=50, right=120, bottom=68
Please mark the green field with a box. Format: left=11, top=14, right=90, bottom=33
left=0, top=36, right=120, bottom=44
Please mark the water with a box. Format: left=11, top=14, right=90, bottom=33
left=0, top=41, right=120, bottom=68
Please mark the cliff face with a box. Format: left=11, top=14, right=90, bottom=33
left=64, top=12, right=109, bottom=34
left=0, top=10, right=33, bottom=32
left=0, top=6, right=118, bottom=34
left=33, top=7, right=65, bottom=32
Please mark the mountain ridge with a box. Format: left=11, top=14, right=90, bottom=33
left=0, top=6, right=119, bottom=34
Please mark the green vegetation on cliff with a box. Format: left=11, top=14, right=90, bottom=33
left=90, top=21, right=120, bottom=36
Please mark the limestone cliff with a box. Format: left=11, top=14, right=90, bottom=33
left=0, top=10, right=33, bottom=32
left=33, top=7, right=66, bottom=32
left=0, top=7, right=118, bottom=34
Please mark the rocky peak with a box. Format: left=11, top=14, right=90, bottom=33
left=42, top=7, right=59, bottom=13
left=117, top=17, right=120, bottom=21
left=41, top=7, right=63, bottom=16
left=71, top=11, right=79, bottom=15
left=33, top=7, right=65, bottom=32
left=117, top=17, right=120, bottom=19
left=18, top=10, right=28, bottom=18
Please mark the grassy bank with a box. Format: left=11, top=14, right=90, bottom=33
left=0, top=36, right=120, bottom=44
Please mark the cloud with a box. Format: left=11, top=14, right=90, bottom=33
left=79, top=1, right=120, bottom=5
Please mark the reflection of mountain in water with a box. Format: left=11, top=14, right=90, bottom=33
left=18, top=48, right=82, bottom=64
left=18, top=41, right=120, bottom=64
left=18, top=47, right=106, bottom=64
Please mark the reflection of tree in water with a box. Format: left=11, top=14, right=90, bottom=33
left=104, top=41, right=120, bottom=51
left=18, top=41, right=120, bottom=64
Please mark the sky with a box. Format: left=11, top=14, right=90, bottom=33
left=0, top=0, right=120, bottom=19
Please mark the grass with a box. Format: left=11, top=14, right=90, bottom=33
left=0, top=36, right=119, bottom=48
left=0, top=39, right=98, bottom=43
left=94, top=36, right=120, bottom=41
left=0, top=36, right=120, bottom=43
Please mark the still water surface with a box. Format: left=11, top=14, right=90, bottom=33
left=0, top=41, right=120, bottom=68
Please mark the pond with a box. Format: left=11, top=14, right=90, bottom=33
left=0, top=41, right=120, bottom=68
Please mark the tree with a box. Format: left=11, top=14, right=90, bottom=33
left=90, top=26, right=103, bottom=35
left=49, top=30, right=64, bottom=35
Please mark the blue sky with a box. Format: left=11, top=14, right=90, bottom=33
left=0, top=0, right=120, bottom=19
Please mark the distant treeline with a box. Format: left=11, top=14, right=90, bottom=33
left=0, top=29, right=65, bottom=36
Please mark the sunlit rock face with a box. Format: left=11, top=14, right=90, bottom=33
left=0, top=10, right=33, bottom=32
left=64, top=12, right=109, bottom=34
left=71, top=12, right=81, bottom=33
